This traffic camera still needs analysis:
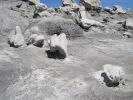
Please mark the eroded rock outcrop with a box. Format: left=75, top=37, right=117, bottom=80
left=60, top=0, right=80, bottom=16
left=77, top=6, right=103, bottom=29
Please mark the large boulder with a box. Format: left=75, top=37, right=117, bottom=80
left=123, top=18, right=133, bottom=30
left=8, top=26, right=25, bottom=48
left=37, top=16, right=83, bottom=39
left=49, top=33, right=67, bottom=58
left=80, top=0, right=101, bottom=11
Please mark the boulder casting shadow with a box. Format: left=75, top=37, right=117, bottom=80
left=46, top=50, right=66, bottom=59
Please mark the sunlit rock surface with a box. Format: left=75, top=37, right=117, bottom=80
left=0, top=0, right=133, bottom=100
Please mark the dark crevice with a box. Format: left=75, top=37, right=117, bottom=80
left=101, top=72, right=119, bottom=87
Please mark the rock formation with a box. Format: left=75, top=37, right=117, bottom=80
left=49, top=33, right=67, bottom=58
left=124, top=18, right=133, bottom=30
left=61, top=0, right=75, bottom=6
left=80, top=0, right=101, bottom=11
left=94, top=64, right=125, bottom=87
left=103, top=64, right=125, bottom=85
left=8, top=26, right=25, bottom=48
left=77, top=6, right=103, bottom=29
left=27, top=34, right=45, bottom=47
left=113, top=5, right=126, bottom=14
left=123, top=32, right=132, bottom=38
left=0, top=0, right=133, bottom=100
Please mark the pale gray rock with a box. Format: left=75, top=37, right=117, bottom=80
left=78, top=18, right=103, bottom=29
left=77, top=6, right=103, bottom=29
left=94, top=64, right=125, bottom=87
left=0, top=8, right=29, bottom=36
left=8, top=26, right=25, bottom=48
left=104, top=7, right=114, bottom=14
left=61, top=0, right=75, bottom=6
left=103, top=64, right=125, bottom=85
left=28, top=0, right=40, bottom=4
left=123, top=32, right=132, bottom=38
left=37, top=10, right=51, bottom=17
left=124, top=18, right=133, bottom=30
left=27, top=34, right=45, bottom=47
left=59, top=2, right=79, bottom=17
left=78, top=6, right=88, bottom=19
left=80, top=0, right=101, bottom=10
left=49, top=33, right=67, bottom=58
left=113, top=5, right=126, bottom=14
left=1, top=0, right=133, bottom=100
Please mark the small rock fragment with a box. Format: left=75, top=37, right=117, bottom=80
left=123, top=32, right=132, bottom=38
left=28, top=34, right=45, bottom=47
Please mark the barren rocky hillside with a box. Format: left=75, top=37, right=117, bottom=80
left=0, top=0, right=133, bottom=100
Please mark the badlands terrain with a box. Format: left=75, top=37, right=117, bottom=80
left=0, top=0, right=133, bottom=100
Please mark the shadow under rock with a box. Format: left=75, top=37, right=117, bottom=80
left=45, top=50, right=65, bottom=59
left=101, top=72, right=119, bottom=87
